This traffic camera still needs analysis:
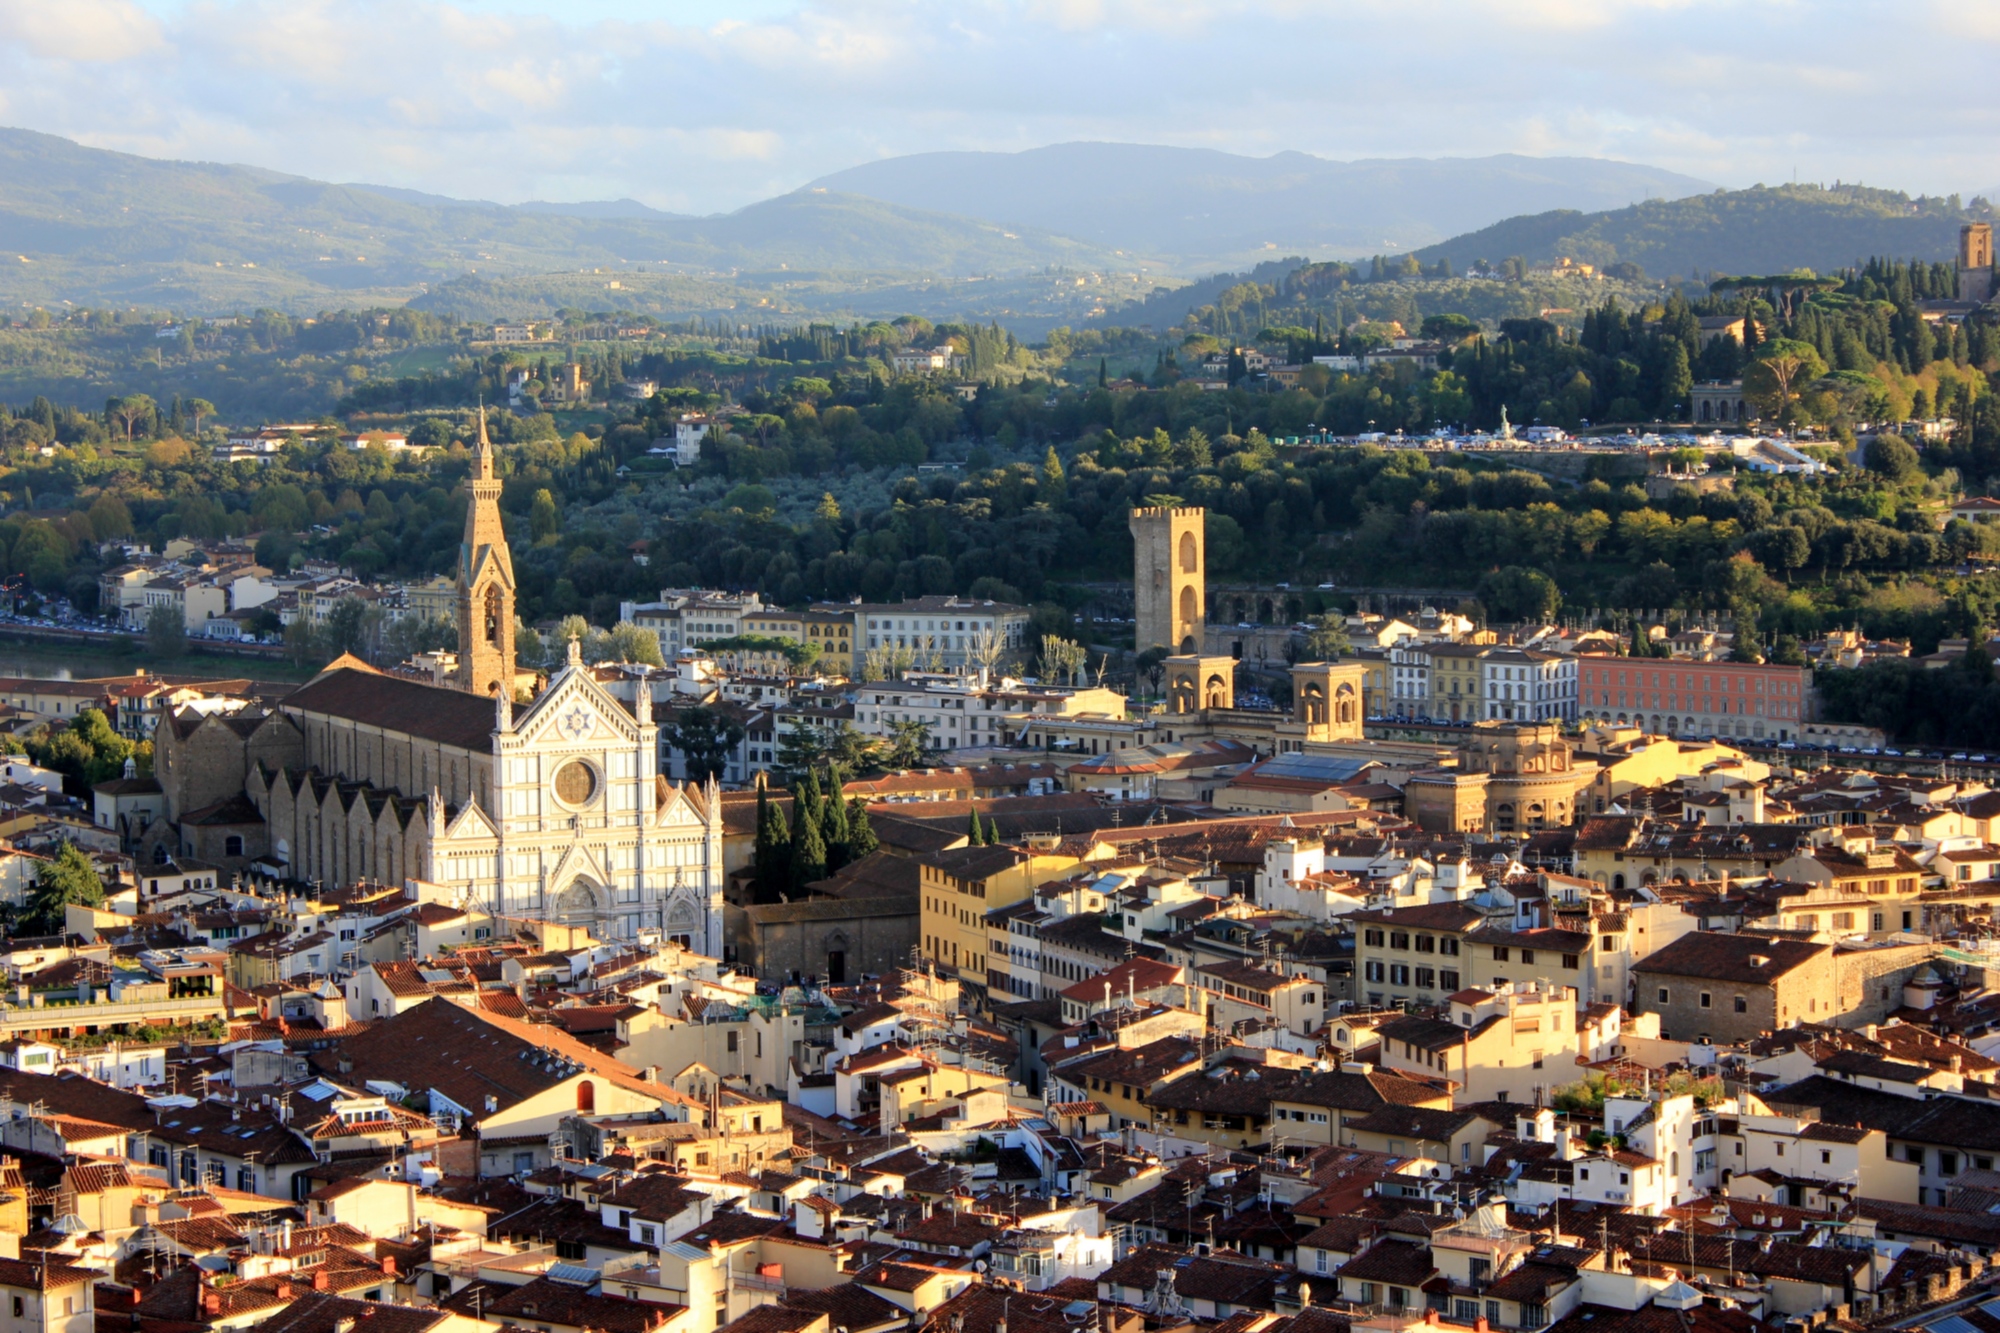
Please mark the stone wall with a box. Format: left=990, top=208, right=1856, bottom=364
left=732, top=893, right=917, bottom=985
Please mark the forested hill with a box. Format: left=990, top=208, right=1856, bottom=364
left=0, top=128, right=1130, bottom=314
left=1414, top=184, right=1986, bottom=280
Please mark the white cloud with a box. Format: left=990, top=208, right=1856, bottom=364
left=0, top=0, right=162, bottom=62
left=0, top=0, right=1985, bottom=215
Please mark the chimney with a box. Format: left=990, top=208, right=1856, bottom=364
left=381, top=1256, right=396, bottom=1276
left=203, top=1293, right=221, bottom=1315
left=275, top=1282, right=292, bottom=1300
left=313, top=1270, right=330, bottom=1291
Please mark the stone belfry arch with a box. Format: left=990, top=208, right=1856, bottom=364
left=456, top=405, right=517, bottom=698
left=1129, top=505, right=1205, bottom=654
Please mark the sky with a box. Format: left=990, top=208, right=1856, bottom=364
left=0, top=0, right=1994, bottom=215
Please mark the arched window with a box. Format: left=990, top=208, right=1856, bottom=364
left=483, top=584, right=502, bottom=645
left=1179, top=584, right=1197, bottom=628
left=576, top=1079, right=596, bottom=1113
left=1179, top=531, right=1198, bottom=573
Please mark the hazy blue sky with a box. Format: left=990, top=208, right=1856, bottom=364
left=3, top=0, right=1992, bottom=213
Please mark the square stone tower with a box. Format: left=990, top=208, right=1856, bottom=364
left=1961, top=224, right=1994, bottom=304
left=1130, top=505, right=1205, bottom=654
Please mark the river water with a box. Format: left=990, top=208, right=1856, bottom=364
left=0, top=640, right=308, bottom=683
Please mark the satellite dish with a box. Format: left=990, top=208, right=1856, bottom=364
left=974, top=1260, right=988, bottom=1273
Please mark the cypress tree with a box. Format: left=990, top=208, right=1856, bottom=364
left=790, top=811, right=827, bottom=893
left=793, top=769, right=823, bottom=835
left=821, top=768, right=851, bottom=873
left=966, top=809, right=985, bottom=846
left=846, top=798, right=878, bottom=859
left=755, top=790, right=790, bottom=902
left=985, top=815, right=1003, bottom=845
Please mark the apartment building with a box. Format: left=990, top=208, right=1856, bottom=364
left=1373, top=982, right=1579, bottom=1105
left=1479, top=648, right=1577, bottom=723
left=1428, top=643, right=1487, bottom=722
left=1633, top=932, right=1832, bottom=1043
left=621, top=590, right=766, bottom=657
left=1351, top=902, right=1485, bottom=1009
left=919, top=843, right=1078, bottom=996
left=1387, top=641, right=1432, bottom=719
left=857, top=596, right=1030, bottom=669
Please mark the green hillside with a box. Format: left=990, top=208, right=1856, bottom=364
left=0, top=128, right=1133, bottom=315
left=1414, top=184, right=1985, bottom=279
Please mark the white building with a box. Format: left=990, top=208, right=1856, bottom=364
left=1480, top=647, right=1577, bottom=723
left=857, top=595, right=1030, bottom=667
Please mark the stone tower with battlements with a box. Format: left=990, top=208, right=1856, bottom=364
left=455, top=406, right=517, bottom=697
left=1129, top=505, right=1205, bottom=655
left=1962, top=224, right=1995, bottom=304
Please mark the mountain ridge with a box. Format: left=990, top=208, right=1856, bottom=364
left=807, top=142, right=1715, bottom=269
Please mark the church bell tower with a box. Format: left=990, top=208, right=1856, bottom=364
left=456, top=406, right=517, bottom=698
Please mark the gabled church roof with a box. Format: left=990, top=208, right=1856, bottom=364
left=283, top=667, right=497, bottom=751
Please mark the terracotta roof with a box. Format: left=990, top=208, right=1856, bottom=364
left=1633, top=931, right=1827, bottom=983
left=283, top=667, right=497, bottom=751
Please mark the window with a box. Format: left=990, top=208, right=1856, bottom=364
left=1390, top=931, right=1410, bottom=950
left=1942, top=1151, right=1960, bottom=1177
left=1520, top=949, right=1535, bottom=965
left=1561, top=953, right=1578, bottom=969
left=1657, top=987, right=1670, bottom=1004
left=1493, top=947, right=1510, bottom=962
left=1904, top=1145, right=1923, bottom=1165
left=1440, top=938, right=1459, bottom=956
left=1821, top=1151, right=1831, bottom=1165
left=1415, top=935, right=1435, bottom=953
left=1390, top=964, right=1410, bottom=986
left=1416, top=967, right=1435, bottom=990
left=1364, top=929, right=1384, bottom=947
left=1699, top=992, right=1712, bottom=1009
left=1365, top=962, right=1385, bottom=983
left=1733, top=995, right=1747, bottom=1013
left=1440, top=970, right=1460, bottom=991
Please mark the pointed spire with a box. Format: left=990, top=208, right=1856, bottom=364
left=475, top=398, right=495, bottom=480
left=495, top=685, right=513, bottom=733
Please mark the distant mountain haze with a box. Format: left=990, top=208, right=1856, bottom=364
left=807, top=143, right=1715, bottom=269
left=0, top=125, right=1967, bottom=326
left=0, top=126, right=1131, bottom=314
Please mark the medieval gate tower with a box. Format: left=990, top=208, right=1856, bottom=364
left=1130, top=505, right=1205, bottom=654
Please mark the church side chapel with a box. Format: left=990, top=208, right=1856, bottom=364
left=146, top=410, right=724, bottom=953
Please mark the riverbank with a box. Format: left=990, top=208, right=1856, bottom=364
left=0, top=632, right=317, bottom=684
